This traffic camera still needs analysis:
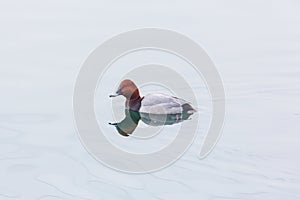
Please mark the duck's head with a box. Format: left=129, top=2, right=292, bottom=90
left=109, top=79, right=141, bottom=100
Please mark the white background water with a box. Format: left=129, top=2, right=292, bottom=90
left=1, top=0, right=300, bottom=199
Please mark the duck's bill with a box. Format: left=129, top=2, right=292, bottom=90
left=109, top=94, right=120, bottom=98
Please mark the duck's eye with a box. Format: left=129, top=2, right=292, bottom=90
left=116, top=89, right=122, bottom=95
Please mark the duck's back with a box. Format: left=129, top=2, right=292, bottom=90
left=139, top=93, right=195, bottom=115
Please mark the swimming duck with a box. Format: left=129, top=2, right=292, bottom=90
left=109, top=79, right=196, bottom=115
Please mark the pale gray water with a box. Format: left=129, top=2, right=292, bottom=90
left=1, top=0, right=300, bottom=199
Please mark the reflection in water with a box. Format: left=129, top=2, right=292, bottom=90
left=109, top=109, right=194, bottom=137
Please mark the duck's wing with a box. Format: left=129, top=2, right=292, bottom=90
left=140, top=93, right=191, bottom=114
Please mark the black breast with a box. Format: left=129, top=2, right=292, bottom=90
left=126, top=97, right=143, bottom=111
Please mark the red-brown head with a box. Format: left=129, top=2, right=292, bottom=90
left=109, top=79, right=141, bottom=101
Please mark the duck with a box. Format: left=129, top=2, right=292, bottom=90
left=109, top=79, right=196, bottom=116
